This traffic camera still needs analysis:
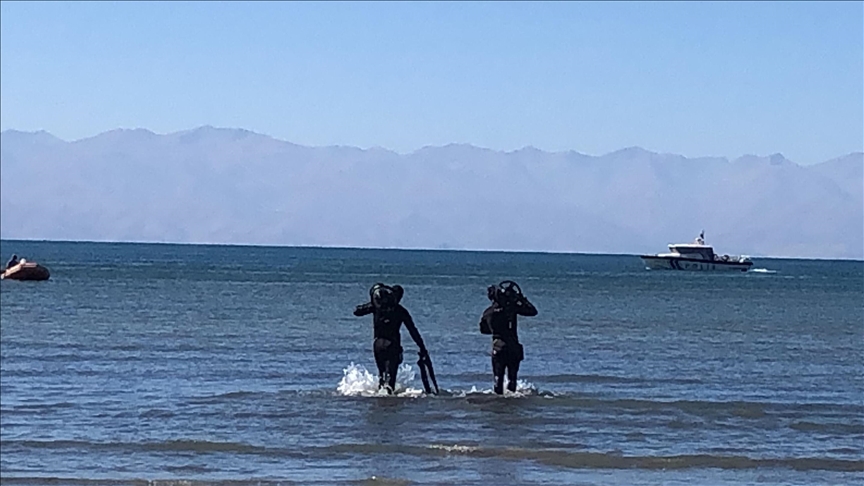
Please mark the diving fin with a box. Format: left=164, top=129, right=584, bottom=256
left=417, top=354, right=439, bottom=395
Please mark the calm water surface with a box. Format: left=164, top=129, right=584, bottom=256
left=1, top=240, right=862, bottom=485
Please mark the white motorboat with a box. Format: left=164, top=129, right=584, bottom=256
left=641, top=232, right=753, bottom=272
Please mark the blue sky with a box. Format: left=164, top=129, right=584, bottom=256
left=1, top=1, right=861, bottom=164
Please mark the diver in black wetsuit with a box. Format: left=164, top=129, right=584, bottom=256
left=353, top=283, right=428, bottom=394
left=6, top=254, right=19, bottom=270
left=479, top=280, right=538, bottom=394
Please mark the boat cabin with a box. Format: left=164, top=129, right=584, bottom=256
left=668, top=244, right=716, bottom=261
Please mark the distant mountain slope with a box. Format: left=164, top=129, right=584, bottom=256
left=1, top=127, right=861, bottom=259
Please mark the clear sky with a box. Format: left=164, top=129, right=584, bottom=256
left=1, top=1, right=861, bottom=164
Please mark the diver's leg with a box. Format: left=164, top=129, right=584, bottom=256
left=385, top=347, right=403, bottom=393
left=386, top=358, right=399, bottom=393
left=374, top=349, right=387, bottom=389
left=506, top=359, right=520, bottom=393
left=492, top=355, right=505, bottom=395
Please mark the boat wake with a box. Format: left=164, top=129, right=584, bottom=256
left=749, top=268, right=777, bottom=274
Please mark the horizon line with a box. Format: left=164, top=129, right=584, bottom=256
left=1, top=237, right=860, bottom=262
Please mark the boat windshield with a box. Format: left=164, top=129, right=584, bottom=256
left=670, top=245, right=715, bottom=259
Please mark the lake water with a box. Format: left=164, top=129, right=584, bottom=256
left=1, top=240, right=862, bottom=485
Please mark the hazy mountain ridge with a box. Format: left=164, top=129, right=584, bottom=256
left=1, top=127, right=862, bottom=259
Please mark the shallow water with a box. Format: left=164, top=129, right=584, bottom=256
left=1, top=240, right=862, bottom=485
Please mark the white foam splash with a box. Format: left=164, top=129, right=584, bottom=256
left=749, top=268, right=777, bottom=274
left=514, top=379, right=538, bottom=395
left=429, top=444, right=478, bottom=454
left=336, top=362, right=425, bottom=397
left=454, top=379, right=538, bottom=398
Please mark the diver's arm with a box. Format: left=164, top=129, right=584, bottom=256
left=353, top=302, right=374, bottom=317
left=515, top=297, right=538, bottom=317
left=401, top=308, right=427, bottom=353
left=479, top=306, right=494, bottom=334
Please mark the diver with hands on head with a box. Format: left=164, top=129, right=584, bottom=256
left=479, top=280, right=538, bottom=395
left=353, top=283, right=429, bottom=394
left=6, top=254, right=20, bottom=270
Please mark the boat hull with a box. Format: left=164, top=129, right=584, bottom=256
left=1, top=263, right=51, bottom=281
left=641, top=255, right=752, bottom=272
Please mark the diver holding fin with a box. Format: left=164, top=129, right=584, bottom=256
left=479, top=280, right=538, bottom=394
left=353, top=283, right=435, bottom=395
left=418, top=346, right=439, bottom=395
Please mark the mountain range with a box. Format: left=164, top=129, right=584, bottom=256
left=1, top=126, right=861, bottom=259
